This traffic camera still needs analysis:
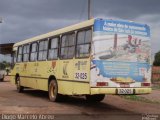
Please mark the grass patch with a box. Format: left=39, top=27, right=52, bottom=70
left=152, top=85, right=160, bottom=90
left=152, top=79, right=160, bottom=82
left=121, top=95, right=160, bottom=104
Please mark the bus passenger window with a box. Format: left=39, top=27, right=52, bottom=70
left=76, top=29, right=91, bottom=58
left=60, top=33, right=75, bottom=59
left=14, top=52, right=17, bottom=63
left=30, top=43, right=38, bottom=61
left=11, top=51, right=16, bottom=69
left=23, top=44, right=30, bottom=62
left=48, top=38, right=58, bottom=60
left=38, top=40, right=48, bottom=61
left=17, top=46, right=22, bottom=62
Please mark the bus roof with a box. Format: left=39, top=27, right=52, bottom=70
left=14, top=19, right=95, bottom=48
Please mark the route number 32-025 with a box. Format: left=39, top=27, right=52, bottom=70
left=75, top=73, right=87, bottom=80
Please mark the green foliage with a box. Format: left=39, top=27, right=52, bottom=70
left=153, top=51, right=160, bottom=66
left=0, top=61, right=10, bottom=70
left=152, top=85, right=160, bottom=90
left=121, top=95, right=160, bottom=104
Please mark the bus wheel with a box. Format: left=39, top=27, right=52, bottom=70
left=86, top=94, right=105, bottom=102
left=49, top=80, right=61, bottom=102
left=16, top=77, right=24, bottom=93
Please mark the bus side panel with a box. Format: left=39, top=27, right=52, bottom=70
left=21, top=77, right=37, bottom=89
left=72, top=82, right=90, bottom=95
left=36, top=78, right=48, bottom=91
left=20, top=62, right=38, bottom=89
left=57, top=58, right=91, bottom=95
left=57, top=81, right=90, bottom=95
left=56, top=59, right=75, bottom=94
left=36, top=61, right=59, bottom=91
left=73, top=59, right=91, bottom=95
left=57, top=80, right=73, bottom=95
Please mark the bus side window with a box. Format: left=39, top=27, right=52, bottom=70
left=60, top=33, right=75, bottom=59
left=76, top=29, right=91, bottom=58
left=23, top=44, right=30, bottom=62
left=14, top=51, right=17, bottom=63
left=48, top=37, right=59, bottom=60
left=17, top=46, right=22, bottom=62
left=38, top=40, right=48, bottom=61
left=30, top=42, right=38, bottom=61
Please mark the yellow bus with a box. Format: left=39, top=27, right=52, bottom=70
left=9, top=18, right=152, bottom=102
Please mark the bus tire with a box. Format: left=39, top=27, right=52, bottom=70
left=16, top=77, right=24, bottom=93
left=48, top=80, right=61, bottom=102
left=86, top=94, right=105, bottom=102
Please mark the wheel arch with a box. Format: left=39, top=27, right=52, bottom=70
left=15, top=73, right=20, bottom=84
left=48, top=75, right=57, bottom=89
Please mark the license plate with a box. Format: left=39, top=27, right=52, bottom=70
left=117, top=88, right=133, bottom=94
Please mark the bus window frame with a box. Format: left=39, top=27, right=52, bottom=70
left=29, top=42, right=39, bottom=62
left=75, top=27, right=92, bottom=59
left=11, top=51, right=16, bottom=69
left=60, top=32, right=76, bottom=60
left=22, top=44, right=30, bottom=62
left=38, top=39, right=49, bottom=61
left=48, top=36, right=60, bottom=60
left=16, top=46, right=23, bottom=63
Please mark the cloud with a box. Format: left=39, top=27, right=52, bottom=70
left=93, top=0, right=160, bottom=19
left=133, top=14, right=160, bottom=54
left=0, top=15, right=79, bottom=44
left=0, top=0, right=87, bottom=20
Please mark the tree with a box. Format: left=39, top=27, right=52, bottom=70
left=0, top=62, right=5, bottom=70
left=0, top=61, right=10, bottom=70
left=153, top=51, right=160, bottom=66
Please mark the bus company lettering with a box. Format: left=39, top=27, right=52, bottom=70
left=34, top=62, right=39, bottom=66
left=63, top=64, right=68, bottom=75
left=52, top=61, right=56, bottom=69
left=62, top=61, right=69, bottom=78
left=102, top=21, right=148, bottom=37
left=75, top=61, right=87, bottom=70
left=23, top=63, right=27, bottom=71
left=104, top=21, right=146, bottom=31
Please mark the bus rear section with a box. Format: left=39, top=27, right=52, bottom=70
left=90, top=19, right=151, bottom=95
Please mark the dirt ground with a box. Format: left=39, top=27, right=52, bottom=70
left=138, top=89, right=160, bottom=103
left=0, top=80, right=160, bottom=120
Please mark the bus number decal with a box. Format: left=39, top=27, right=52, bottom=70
left=75, top=73, right=87, bottom=80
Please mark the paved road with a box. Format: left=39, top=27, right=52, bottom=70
left=0, top=81, right=159, bottom=120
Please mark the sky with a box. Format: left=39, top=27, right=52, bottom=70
left=0, top=0, right=160, bottom=61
